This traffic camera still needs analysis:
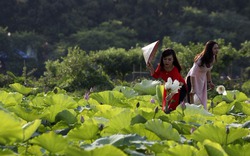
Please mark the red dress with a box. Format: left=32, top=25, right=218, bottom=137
left=152, top=64, right=186, bottom=111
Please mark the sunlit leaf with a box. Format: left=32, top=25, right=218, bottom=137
left=30, top=131, right=67, bottom=154
left=0, top=149, right=17, bottom=155
left=22, top=119, right=41, bottom=141
left=0, top=91, right=23, bottom=106
left=212, top=101, right=235, bottom=115
left=145, top=119, right=181, bottom=142
left=224, top=143, right=250, bottom=156
left=203, top=139, right=228, bottom=156
left=213, top=115, right=236, bottom=124
left=171, top=121, right=198, bottom=135
left=122, top=124, right=161, bottom=141
left=65, top=145, right=127, bottom=156
left=113, top=86, right=138, bottom=98
left=102, top=109, right=133, bottom=135
left=235, top=101, right=250, bottom=115
left=9, top=105, right=45, bottom=121
left=166, top=144, right=199, bottom=156
left=191, top=122, right=249, bottom=145
left=93, top=104, right=125, bottom=118
left=176, top=104, right=214, bottom=116
left=156, top=84, right=164, bottom=105
left=133, top=79, right=161, bottom=95
left=91, top=134, right=146, bottom=147
left=0, top=110, right=23, bottom=144
left=90, top=91, right=129, bottom=107
left=9, top=83, right=36, bottom=95
left=44, top=94, right=77, bottom=108
left=67, top=120, right=99, bottom=141
left=55, top=109, right=77, bottom=125
left=18, top=145, right=43, bottom=156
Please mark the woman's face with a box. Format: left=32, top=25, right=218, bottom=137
left=163, top=55, right=174, bottom=68
left=212, top=44, right=219, bottom=55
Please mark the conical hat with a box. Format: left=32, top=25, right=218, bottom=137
left=141, top=40, right=159, bottom=64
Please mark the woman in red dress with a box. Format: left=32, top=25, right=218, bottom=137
left=147, top=48, right=187, bottom=113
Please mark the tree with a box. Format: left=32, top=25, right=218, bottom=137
left=39, top=46, right=114, bottom=92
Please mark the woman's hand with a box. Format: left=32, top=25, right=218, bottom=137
left=147, top=62, right=154, bottom=74
left=208, top=81, right=215, bottom=90
left=189, top=88, right=195, bottom=104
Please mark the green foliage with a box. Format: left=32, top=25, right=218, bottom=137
left=40, top=46, right=114, bottom=92
left=0, top=82, right=250, bottom=155
left=69, top=20, right=137, bottom=52
left=242, top=80, right=250, bottom=96
left=89, top=47, right=143, bottom=80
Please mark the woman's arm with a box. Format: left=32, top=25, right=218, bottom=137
left=147, top=62, right=155, bottom=75
left=206, top=71, right=215, bottom=89
left=189, top=76, right=195, bottom=103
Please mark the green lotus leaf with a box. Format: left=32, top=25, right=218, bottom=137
left=0, top=149, right=17, bottom=155
left=93, top=104, right=125, bottom=119
left=30, top=131, right=67, bottom=154
left=0, top=110, right=23, bottom=144
left=113, top=86, right=138, bottom=98
left=171, top=121, right=198, bottom=135
left=145, top=119, right=181, bottom=142
left=226, top=90, right=248, bottom=102
left=0, top=91, right=23, bottom=106
left=176, top=103, right=214, bottom=116
left=8, top=105, right=45, bottom=121
left=156, top=84, right=164, bottom=104
left=242, top=120, right=250, bottom=128
left=65, top=145, right=127, bottom=156
left=18, top=145, right=43, bottom=156
left=44, top=93, right=77, bottom=108
left=91, top=134, right=146, bottom=148
left=101, top=109, right=133, bottom=136
left=122, top=124, right=161, bottom=141
left=224, top=143, right=250, bottom=156
left=9, top=83, right=36, bottom=95
left=133, top=79, right=161, bottom=95
left=22, top=119, right=41, bottom=141
left=203, top=139, right=228, bottom=156
left=130, top=114, right=147, bottom=125
left=42, top=94, right=78, bottom=122
left=212, top=101, right=235, bottom=115
left=165, top=144, right=199, bottom=156
left=67, top=120, right=99, bottom=141
left=90, top=91, right=129, bottom=107
left=213, top=115, right=236, bottom=124
left=55, top=109, right=77, bottom=125
left=235, top=101, right=250, bottom=115
left=191, top=122, right=249, bottom=145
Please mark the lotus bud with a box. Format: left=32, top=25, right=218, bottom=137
left=84, top=92, right=90, bottom=100
left=53, top=88, right=58, bottom=94
left=211, top=100, right=214, bottom=108
left=150, top=98, right=155, bottom=103
left=181, top=101, right=186, bottom=110
left=80, top=115, right=84, bottom=123
left=190, top=127, right=196, bottom=134
left=136, top=102, right=140, bottom=108
left=154, top=106, right=159, bottom=114
left=99, top=124, right=104, bottom=131
left=226, top=126, right=230, bottom=134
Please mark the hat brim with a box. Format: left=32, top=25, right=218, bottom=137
left=141, top=40, right=159, bottom=65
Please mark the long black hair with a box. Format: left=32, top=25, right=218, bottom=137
left=160, top=48, right=182, bottom=72
left=194, top=40, right=218, bottom=67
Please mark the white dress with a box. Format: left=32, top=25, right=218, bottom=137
left=186, top=58, right=214, bottom=110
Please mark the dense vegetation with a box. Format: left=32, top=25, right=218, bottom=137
left=0, top=1, right=250, bottom=155
left=0, top=0, right=249, bottom=95
left=0, top=81, right=249, bottom=155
